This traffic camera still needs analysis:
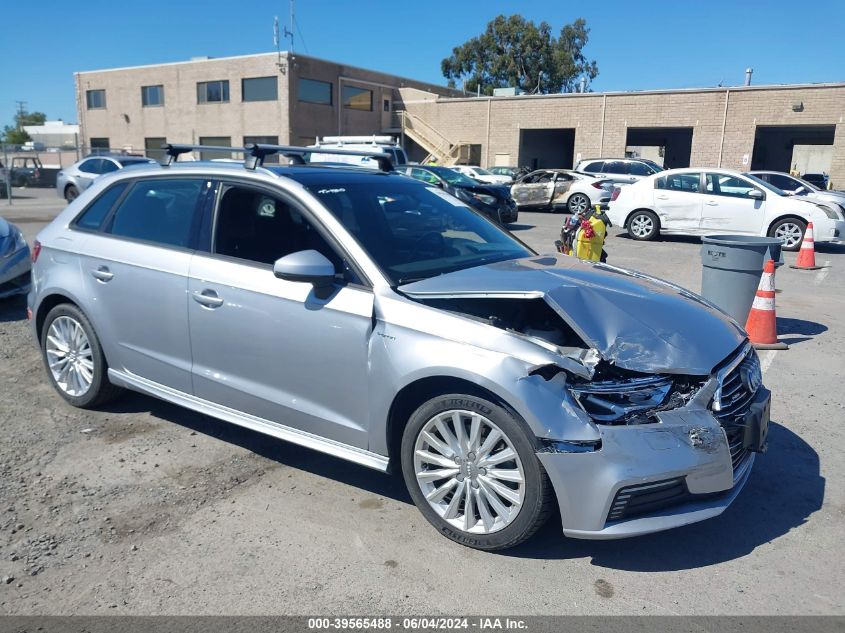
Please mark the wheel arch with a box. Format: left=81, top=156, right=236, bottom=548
left=767, top=213, right=807, bottom=236
left=385, top=376, right=517, bottom=473
left=35, top=292, right=84, bottom=344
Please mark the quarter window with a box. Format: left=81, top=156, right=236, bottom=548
left=141, top=85, right=164, bottom=107
left=86, top=89, right=106, bottom=109
left=298, top=78, right=332, bottom=105
left=242, top=76, right=278, bottom=102
left=197, top=80, right=230, bottom=104
left=75, top=183, right=128, bottom=230
left=108, top=179, right=204, bottom=248
left=656, top=173, right=701, bottom=192
left=342, top=85, right=373, bottom=111
left=581, top=161, right=604, bottom=173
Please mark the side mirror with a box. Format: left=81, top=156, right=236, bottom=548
left=273, top=250, right=336, bottom=289
left=747, top=189, right=764, bottom=200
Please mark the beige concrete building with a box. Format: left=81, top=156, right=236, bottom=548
left=74, top=51, right=458, bottom=159
left=76, top=52, right=845, bottom=185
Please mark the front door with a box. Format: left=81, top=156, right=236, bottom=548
left=511, top=171, right=554, bottom=207
left=80, top=177, right=208, bottom=392
left=652, top=172, right=703, bottom=231
left=700, top=173, right=766, bottom=234
left=187, top=181, right=374, bottom=449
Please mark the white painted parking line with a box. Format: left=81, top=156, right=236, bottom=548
left=759, top=350, right=778, bottom=374
left=814, top=261, right=831, bottom=285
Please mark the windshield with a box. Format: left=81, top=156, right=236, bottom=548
left=305, top=179, right=533, bottom=285
left=424, top=166, right=479, bottom=187
left=742, top=173, right=786, bottom=196
left=642, top=159, right=665, bottom=173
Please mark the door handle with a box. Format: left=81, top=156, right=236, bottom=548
left=656, top=194, right=669, bottom=200
left=705, top=200, right=719, bottom=206
left=90, top=266, right=114, bottom=282
left=192, top=289, right=224, bottom=308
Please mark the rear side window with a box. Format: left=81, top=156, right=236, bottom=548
left=627, top=162, right=652, bottom=176
left=100, top=160, right=119, bottom=174
left=75, top=182, right=128, bottom=230
left=602, top=161, right=627, bottom=174
left=78, top=159, right=103, bottom=174
left=108, top=179, right=204, bottom=248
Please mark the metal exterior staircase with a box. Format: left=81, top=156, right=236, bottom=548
left=396, top=110, right=470, bottom=166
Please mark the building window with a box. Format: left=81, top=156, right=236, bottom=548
left=242, top=77, right=278, bottom=102
left=243, top=136, right=279, bottom=164
left=145, top=137, right=167, bottom=162
left=298, top=78, right=332, bottom=105
left=142, top=85, right=164, bottom=107
left=197, top=80, right=230, bottom=104
left=198, top=136, right=232, bottom=161
left=86, top=90, right=106, bottom=110
left=342, top=85, right=373, bottom=111
left=90, top=137, right=110, bottom=154
left=383, top=99, right=390, bottom=112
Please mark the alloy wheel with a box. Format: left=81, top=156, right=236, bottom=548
left=774, top=222, right=803, bottom=249
left=413, top=409, right=525, bottom=534
left=569, top=194, right=589, bottom=214
left=630, top=214, right=654, bottom=238
left=45, top=316, right=94, bottom=397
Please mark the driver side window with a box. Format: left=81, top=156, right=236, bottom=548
left=213, top=183, right=357, bottom=282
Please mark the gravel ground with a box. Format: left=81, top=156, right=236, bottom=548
left=0, top=189, right=843, bottom=615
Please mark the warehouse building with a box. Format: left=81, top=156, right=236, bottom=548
left=76, top=52, right=845, bottom=185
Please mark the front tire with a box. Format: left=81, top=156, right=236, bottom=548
left=40, top=303, right=123, bottom=408
left=401, top=393, right=553, bottom=551
left=64, top=185, right=79, bottom=202
left=627, top=209, right=660, bottom=241
left=768, top=217, right=806, bottom=251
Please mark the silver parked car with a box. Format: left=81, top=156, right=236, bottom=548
left=56, top=155, right=157, bottom=202
left=574, top=157, right=664, bottom=184
left=1, top=215, right=31, bottom=298
left=748, top=170, right=845, bottom=216
left=28, top=145, right=770, bottom=550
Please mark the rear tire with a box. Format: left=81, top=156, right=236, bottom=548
left=401, top=393, right=554, bottom=551
left=40, top=303, right=123, bottom=409
left=768, top=217, right=806, bottom=251
left=627, top=209, right=660, bottom=241
left=567, top=193, right=591, bottom=214
left=64, top=185, right=79, bottom=203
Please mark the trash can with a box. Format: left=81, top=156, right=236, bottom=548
left=700, top=235, right=784, bottom=324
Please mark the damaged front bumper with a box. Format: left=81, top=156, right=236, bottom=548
left=537, top=383, right=770, bottom=540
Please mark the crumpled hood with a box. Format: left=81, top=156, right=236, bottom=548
left=401, top=255, right=746, bottom=375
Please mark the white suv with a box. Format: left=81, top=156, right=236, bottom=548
left=574, top=158, right=664, bottom=184
left=608, top=168, right=844, bottom=250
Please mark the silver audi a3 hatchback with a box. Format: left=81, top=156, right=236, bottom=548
left=28, top=145, right=770, bottom=550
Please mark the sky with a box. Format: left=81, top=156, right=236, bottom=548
left=1, top=0, right=844, bottom=127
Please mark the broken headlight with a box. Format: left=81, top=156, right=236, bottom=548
left=569, top=376, right=673, bottom=425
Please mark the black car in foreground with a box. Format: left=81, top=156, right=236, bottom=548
left=397, top=164, right=518, bottom=224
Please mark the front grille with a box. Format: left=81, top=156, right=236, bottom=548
left=607, top=478, right=688, bottom=521
left=712, top=346, right=760, bottom=471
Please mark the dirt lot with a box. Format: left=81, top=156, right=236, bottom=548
left=1, top=189, right=843, bottom=615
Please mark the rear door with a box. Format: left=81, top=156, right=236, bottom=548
left=79, top=177, right=208, bottom=392
left=187, top=180, right=374, bottom=448
left=511, top=171, right=555, bottom=207
left=701, top=173, right=766, bottom=234
left=653, top=172, right=704, bottom=231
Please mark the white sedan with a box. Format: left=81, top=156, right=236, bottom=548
left=608, top=168, right=845, bottom=250
left=451, top=165, right=512, bottom=185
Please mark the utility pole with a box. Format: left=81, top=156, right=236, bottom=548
left=15, top=101, right=27, bottom=130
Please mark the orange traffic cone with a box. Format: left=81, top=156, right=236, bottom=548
left=789, top=222, right=823, bottom=270
left=745, top=259, right=788, bottom=350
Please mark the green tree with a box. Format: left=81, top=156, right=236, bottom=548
left=441, top=15, right=598, bottom=95
left=2, top=110, right=47, bottom=145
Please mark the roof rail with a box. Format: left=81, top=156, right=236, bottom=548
left=244, top=143, right=394, bottom=172
left=161, top=144, right=245, bottom=166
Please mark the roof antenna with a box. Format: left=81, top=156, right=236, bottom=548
left=283, top=0, right=295, bottom=53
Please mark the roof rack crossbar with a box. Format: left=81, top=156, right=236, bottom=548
left=243, top=143, right=394, bottom=172
left=162, top=144, right=246, bottom=165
